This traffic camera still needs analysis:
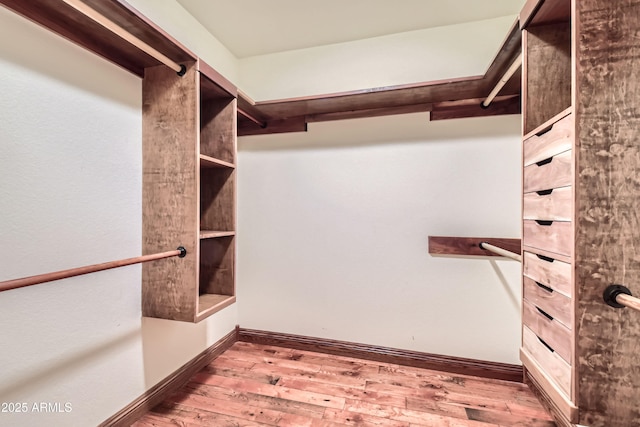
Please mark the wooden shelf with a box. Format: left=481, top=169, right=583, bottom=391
left=428, top=236, right=521, bottom=258
left=196, top=294, right=236, bottom=320
left=200, top=230, right=235, bottom=240
left=200, top=154, right=235, bottom=169
left=237, top=19, right=523, bottom=136
left=0, top=0, right=196, bottom=77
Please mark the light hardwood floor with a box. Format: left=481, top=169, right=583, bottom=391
left=133, top=341, right=556, bottom=426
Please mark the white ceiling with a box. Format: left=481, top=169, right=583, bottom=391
left=175, top=0, right=525, bottom=58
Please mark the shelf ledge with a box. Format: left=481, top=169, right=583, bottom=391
left=196, top=294, right=236, bottom=322
left=199, top=154, right=235, bottom=169
left=428, top=236, right=521, bottom=259
left=199, top=230, right=235, bottom=240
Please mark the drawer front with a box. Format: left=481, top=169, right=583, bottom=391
left=523, top=276, right=572, bottom=329
left=524, top=113, right=574, bottom=167
left=523, top=251, right=572, bottom=298
left=523, top=220, right=572, bottom=257
left=523, top=150, right=572, bottom=193
left=523, top=186, right=572, bottom=221
left=523, top=300, right=572, bottom=364
left=522, top=326, right=571, bottom=397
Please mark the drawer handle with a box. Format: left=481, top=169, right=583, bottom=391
left=535, top=124, right=554, bottom=137
left=538, top=337, right=555, bottom=353
left=536, top=189, right=553, bottom=196
left=535, top=281, right=554, bottom=293
left=536, top=157, right=553, bottom=167
left=536, top=306, right=555, bottom=321
left=536, top=254, right=555, bottom=263
left=535, top=220, right=553, bottom=226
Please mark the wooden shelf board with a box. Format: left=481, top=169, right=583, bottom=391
left=196, top=294, right=236, bottom=322
left=0, top=0, right=196, bottom=77
left=428, top=236, right=521, bottom=258
left=238, top=17, right=522, bottom=135
left=199, top=154, right=235, bottom=169
left=199, top=230, right=235, bottom=240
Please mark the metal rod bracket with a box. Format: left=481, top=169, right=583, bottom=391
left=603, top=284, right=632, bottom=308
left=177, top=246, right=187, bottom=258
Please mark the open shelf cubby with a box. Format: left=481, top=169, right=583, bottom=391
left=523, top=21, right=572, bottom=134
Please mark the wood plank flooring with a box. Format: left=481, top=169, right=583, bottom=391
left=133, top=341, right=556, bottom=427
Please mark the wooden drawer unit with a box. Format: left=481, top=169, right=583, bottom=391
left=523, top=300, right=571, bottom=363
left=524, top=112, right=573, bottom=167
left=523, top=220, right=572, bottom=257
left=522, top=326, right=571, bottom=398
left=523, top=186, right=571, bottom=221
left=523, top=276, right=572, bottom=328
left=523, top=252, right=572, bottom=298
left=523, top=150, right=572, bottom=193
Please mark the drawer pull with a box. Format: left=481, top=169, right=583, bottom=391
left=535, top=220, right=554, bottom=226
left=536, top=254, right=555, bottom=263
left=536, top=157, right=553, bottom=167
left=538, top=336, right=555, bottom=353
left=535, top=123, right=554, bottom=137
left=536, top=189, right=554, bottom=196
left=535, top=281, right=554, bottom=293
left=536, top=306, right=555, bottom=321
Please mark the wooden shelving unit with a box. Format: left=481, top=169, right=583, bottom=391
left=142, top=58, right=237, bottom=323
left=519, top=1, right=640, bottom=425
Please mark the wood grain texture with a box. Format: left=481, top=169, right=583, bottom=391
left=522, top=327, right=571, bottom=397
left=198, top=59, right=236, bottom=98
left=133, top=341, right=555, bottom=426
left=237, top=329, right=524, bottom=383
left=200, top=169, right=235, bottom=232
left=200, top=88, right=236, bottom=164
left=199, top=236, right=235, bottom=298
left=523, top=276, right=572, bottom=329
left=523, top=186, right=572, bottom=221
left=199, top=154, right=234, bottom=169
left=196, top=294, right=236, bottom=321
left=0, top=0, right=195, bottom=77
left=523, top=111, right=573, bottom=166
left=523, top=251, right=572, bottom=298
left=428, top=236, right=521, bottom=259
left=523, top=150, right=572, bottom=193
left=99, top=328, right=237, bottom=427
left=523, top=22, right=572, bottom=134
left=522, top=301, right=572, bottom=364
left=238, top=116, right=308, bottom=136
left=523, top=220, right=572, bottom=258
left=430, top=94, right=521, bottom=121
left=521, top=0, right=571, bottom=29
left=574, top=1, right=640, bottom=425
left=524, top=366, right=577, bottom=426
left=142, top=62, right=198, bottom=322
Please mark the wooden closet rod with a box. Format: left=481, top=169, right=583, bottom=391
left=479, top=242, right=522, bottom=262
left=0, top=247, right=187, bottom=293
left=481, top=52, right=522, bottom=108
left=61, top=0, right=186, bottom=75
left=603, top=284, right=640, bottom=312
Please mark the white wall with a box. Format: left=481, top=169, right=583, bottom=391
left=237, top=114, right=523, bottom=364
left=126, top=0, right=239, bottom=85
left=0, top=7, right=236, bottom=427
left=239, top=16, right=515, bottom=100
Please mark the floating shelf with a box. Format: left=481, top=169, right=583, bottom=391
left=428, top=236, right=521, bottom=258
